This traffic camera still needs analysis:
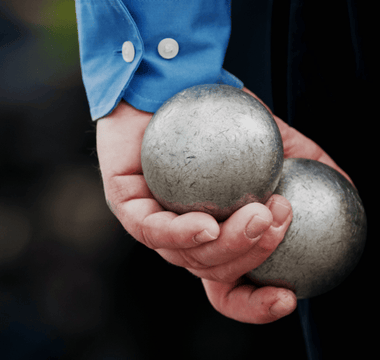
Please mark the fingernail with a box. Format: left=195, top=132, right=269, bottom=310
left=193, top=230, right=217, bottom=244
left=245, top=216, right=271, bottom=239
left=269, top=295, right=295, bottom=317
left=268, top=200, right=291, bottom=228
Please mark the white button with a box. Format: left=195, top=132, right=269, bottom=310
left=122, top=41, right=135, bottom=63
left=158, top=38, right=179, bottom=59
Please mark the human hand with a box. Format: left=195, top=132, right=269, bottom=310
left=96, top=98, right=297, bottom=324
left=96, top=86, right=352, bottom=325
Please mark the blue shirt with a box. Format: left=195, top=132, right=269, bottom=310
left=75, top=0, right=244, bottom=120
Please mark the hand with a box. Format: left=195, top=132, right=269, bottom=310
left=96, top=87, right=351, bottom=325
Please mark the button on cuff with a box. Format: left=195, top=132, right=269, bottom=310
left=158, top=38, right=179, bottom=59
left=122, top=41, right=135, bottom=63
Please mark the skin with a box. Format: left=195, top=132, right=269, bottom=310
left=96, top=87, right=353, bottom=325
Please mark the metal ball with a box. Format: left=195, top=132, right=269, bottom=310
left=141, top=84, right=284, bottom=222
left=246, top=158, right=367, bottom=299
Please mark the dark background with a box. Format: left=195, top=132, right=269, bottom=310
left=0, top=1, right=376, bottom=359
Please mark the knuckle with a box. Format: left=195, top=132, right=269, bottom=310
left=105, top=179, right=125, bottom=209
left=224, top=241, right=244, bottom=255
left=255, top=231, right=282, bottom=254
left=244, top=246, right=274, bottom=268
left=178, top=249, right=208, bottom=270
left=223, top=237, right=251, bottom=256
left=140, top=227, right=156, bottom=249
left=105, top=197, right=122, bottom=219
left=161, top=230, right=176, bottom=249
left=167, top=222, right=185, bottom=248
left=209, top=265, right=239, bottom=284
left=252, top=241, right=278, bottom=262
left=140, top=217, right=159, bottom=250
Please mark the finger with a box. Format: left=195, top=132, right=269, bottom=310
left=187, top=195, right=292, bottom=282
left=202, top=278, right=297, bottom=324
left=156, top=202, right=273, bottom=270
left=276, top=119, right=335, bottom=165
left=118, top=198, right=220, bottom=250
left=277, top=121, right=354, bottom=185
left=104, top=172, right=220, bottom=250
left=242, top=87, right=353, bottom=185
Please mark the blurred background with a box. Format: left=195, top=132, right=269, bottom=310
left=0, top=1, right=376, bottom=359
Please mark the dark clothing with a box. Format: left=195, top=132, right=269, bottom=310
left=224, top=1, right=375, bottom=358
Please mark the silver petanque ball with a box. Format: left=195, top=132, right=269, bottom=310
left=246, top=158, right=367, bottom=299
left=141, top=84, right=284, bottom=222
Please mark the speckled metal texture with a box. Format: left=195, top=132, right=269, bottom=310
left=141, top=84, right=284, bottom=222
left=247, top=158, right=367, bottom=299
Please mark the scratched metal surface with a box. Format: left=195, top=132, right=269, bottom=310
left=247, top=158, right=367, bottom=299
left=141, top=84, right=283, bottom=222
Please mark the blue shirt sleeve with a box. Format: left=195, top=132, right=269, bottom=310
left=75, top=0, right=244, bottom=120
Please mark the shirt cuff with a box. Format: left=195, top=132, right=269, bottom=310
left=123, top=69, right=244, bottom=114
left=75, top=0, right=243, bottom=120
